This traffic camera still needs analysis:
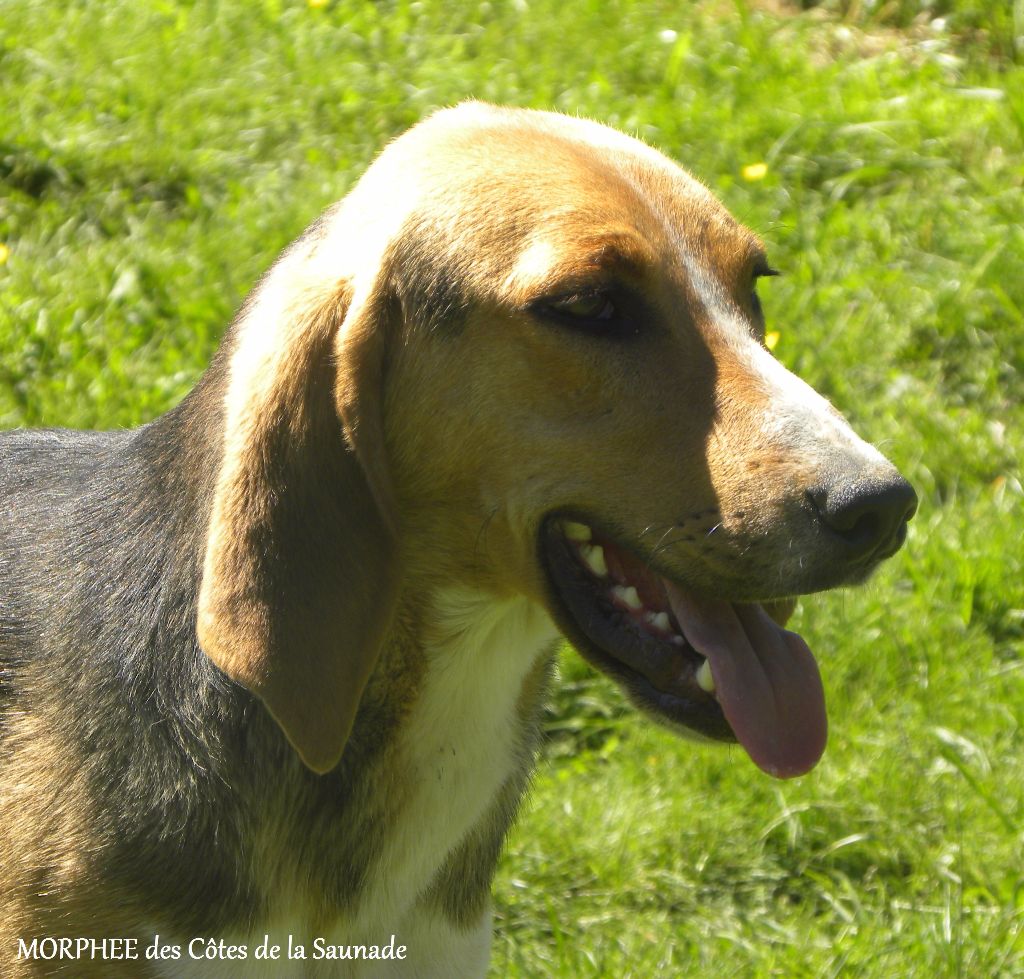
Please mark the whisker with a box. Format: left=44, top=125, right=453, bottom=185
left=647, top=530, right=698, bottom=566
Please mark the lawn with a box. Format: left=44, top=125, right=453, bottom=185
left=2, top=1, right=1022, bottom=975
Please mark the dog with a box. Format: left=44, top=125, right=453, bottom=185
left=0, top=102, right=916, bottom=976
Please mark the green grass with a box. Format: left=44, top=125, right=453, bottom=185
left=2, top=1, right=1023, bottom=975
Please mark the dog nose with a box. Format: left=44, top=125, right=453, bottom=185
left=809, top=475, right=918, bottom=561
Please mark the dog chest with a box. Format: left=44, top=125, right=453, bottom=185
left=357, top=589, right=558, bottom=921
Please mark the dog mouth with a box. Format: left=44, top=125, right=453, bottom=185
left=540, top=517, right=828, bottom=779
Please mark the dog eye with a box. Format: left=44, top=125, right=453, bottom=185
left=547, top=292, right=617, bottom=322
left=750, top=265, right=779, bottom=322
left=751, top=289, right=764, bottom=320
left=531, top=285, right=643, bottom=339
left=753, top=260, right=782, bottom=282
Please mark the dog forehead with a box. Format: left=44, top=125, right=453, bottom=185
left=323, top=105, right=763, bottom=330
left=386, top=105, right=758, bottom=289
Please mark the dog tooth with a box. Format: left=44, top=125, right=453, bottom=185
left=611, top=585, right=643, bottom=610
left=696, top=658, right=715, bottom=694
left=579, top=543, right=607, bottom=577
left=642, top=611, right=671, bottom=632
left=563, top=521, right=592, bottom=542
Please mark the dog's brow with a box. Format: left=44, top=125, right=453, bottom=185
left=505, top=231, right=652, bottom=302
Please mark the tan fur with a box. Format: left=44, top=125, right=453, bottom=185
left=0, top=718, right=155, bottom=977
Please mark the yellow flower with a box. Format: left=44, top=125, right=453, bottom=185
left=765, top=330, right=780, bottom=351
left=742, top=162, right=768, bottom=182
left=308, top=0, right=328, bottom=7
left=0, top=243, right=9, bottom=265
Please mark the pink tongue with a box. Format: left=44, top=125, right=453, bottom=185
left=663, top=583, right=827, bottom=779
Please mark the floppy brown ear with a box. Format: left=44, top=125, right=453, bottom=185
left=197, top=265, right=399, bottom=774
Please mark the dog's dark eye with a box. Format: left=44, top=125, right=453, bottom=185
left=532, top=284, right=645, bottom=339
left=752, top=265, right=780, bottom=286
left=750, top=265, right=780, bottom=322
left=751, top=288, right=764, bottom=320
left=547, top=292, right=617, bottom=322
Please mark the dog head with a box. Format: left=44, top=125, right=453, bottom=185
left=198, top=103, right=916, bottom=776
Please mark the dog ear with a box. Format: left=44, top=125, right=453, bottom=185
left=197, top=260, right=399, bottom=774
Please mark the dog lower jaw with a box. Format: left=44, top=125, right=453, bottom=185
left=541, top=517, right=733, bottom=741
left=540, top=516, right=829, bottom=778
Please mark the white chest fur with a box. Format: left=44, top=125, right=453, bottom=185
left=154, top=589, right=557, bottom=978
left=357, top=587, right=558, bottom=925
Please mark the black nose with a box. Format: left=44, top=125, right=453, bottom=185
left=809, top=475, right=918, bottom=561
